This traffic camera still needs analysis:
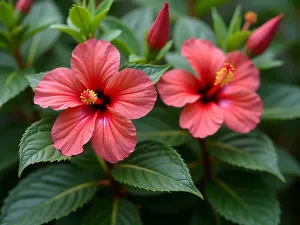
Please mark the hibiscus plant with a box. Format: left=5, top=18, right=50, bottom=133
left=0, top=0, right=299, bottom=225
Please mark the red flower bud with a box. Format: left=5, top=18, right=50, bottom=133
left=147, top=2, right=170, bottom=51
left=246, top=14, right=283, bottom=56
left=16, top=0, right=33, bottom=14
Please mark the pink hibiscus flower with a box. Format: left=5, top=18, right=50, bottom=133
left=34, top=39, right=157, bottom=163
left=157, top=38, right=263, bottom=138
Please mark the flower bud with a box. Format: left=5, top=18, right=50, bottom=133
left=16, top=0, right=33, bottom=14
left=147, top=2, right=170, bottom=51
left=246, top=14, right=283, bottom=56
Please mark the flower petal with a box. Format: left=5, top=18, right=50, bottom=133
left=34, top=68, right=85, bottom=110
left=105, top=68, right=157, bottom=119
left=157, top=69, right=201, bottom=107
left=218, top=87, right=263, bottom=133
left=91, top=107, right=137, bottom=163
left=225, top=51, right=260, bottom=91
left=179, top=102, right=223, bottom=138
left=52, top=106, right=97, bottom=156
left=182, top=38, right=225, bottom=87
left=71, top=38, right=120, bottom=90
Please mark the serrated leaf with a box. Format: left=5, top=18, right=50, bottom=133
left=165, top=52, right=194, bottom=74
left=111, top=141, right=203, bottom=198
left=206, top=172, right=280, bottom=225
left=122, top=63, right=170, bottom=83
left=84, top=197, right=141, bottom=225
left=69, top=5, right=92, bottom=34
left=50, top=24, right=86, bottom=43
left=226, top=31, right=251, bottom=52
left=252, top=51, right=283, bottom=70
left=25, top=72, right=46, bottom=90
left=211, top=8, right=228, bottom=50
left=90, top=8, right=109, bottom=34
left=258, top=83, right=300, bottom=119
left=18, top=119, right=70, bottom=177
left=95, top=0, right=113, bottom=15
left=276, top=146, right=300, bottom=176
left=207, top=130, right=284, bottom=181
left=174, top=16, right=216, bottom=51
left=0, top=69, right=30, bottom=108
left=102, top=16, right=140, bottom=55
left=0, top=164, right=98, bottom=225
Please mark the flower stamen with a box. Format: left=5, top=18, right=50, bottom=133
left=80, top=89, right=98, bottom=105
left=214, top=63, right=235, bottom=87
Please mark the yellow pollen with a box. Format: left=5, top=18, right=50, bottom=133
left=214, top=63, right=235, bottom=87
left=80, top=89, right=98, bottom=105
left=245, top=11, right=257, bottom=25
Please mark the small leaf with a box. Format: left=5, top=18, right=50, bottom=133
left=0, top=29, right=10, bottom=45
left=122, top=63, right=170, bottom=83
left=206, top=172, right=280, bottom=225
left=22, top=22, right=55, bottom=41
left=0, top=69, right=31, bottom=108
left=0, top=164, right=98, bottom=225
left=207, top=130, right=284, bottom=181
left=165, top=52, right=194, bottom=74
left=111, top=141, right=203, bottom=198
left=98, top=29, right=121, bottom=42
left=211, top=8, right=227, bottom=49
left=84, top=197, right=141, bottom=225
left=87, top=0, right=96, bottom=16
left=226, top=31, right=251, bottom=52
left=276, top=146, right=300, bottom=176
left=252, top=51, right=283, bottom=70
left=69, top=5, right=92, bottom=34
left=156, top=40, right=173, bottom=62
left=174, top=16, right=216, bottom=51
left=95, top=0, right=113, bottom=15
left=90, top=8, right=109, bottom=34
left=50, top=24, right=86, bottom=43
left=0, top=1, right=16, bottom=29
left=258, top=83, right=300, bottom=120
left=18, top=119, right=70, bottom=177
left=25, top=72, right=46, bottom=90
left=226, top=5, right=242, bottom=44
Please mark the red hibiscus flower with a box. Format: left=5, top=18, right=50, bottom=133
left=157, top=38, right=263, bottom=138
left=34, top=39, right=157, bottom=163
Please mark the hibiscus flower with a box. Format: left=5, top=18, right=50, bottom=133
left=157, top=38, right=263, bottom=138
left=34, top=39, right=157, bottom=163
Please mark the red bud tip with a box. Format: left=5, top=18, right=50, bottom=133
left=246, top=13, right=283, bottom=56
left=147, top=1, right=170, bottom=51
left=16, top=0, right=33, bottom=14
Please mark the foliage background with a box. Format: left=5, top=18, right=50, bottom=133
left=0, top=0, right=300, bottom=224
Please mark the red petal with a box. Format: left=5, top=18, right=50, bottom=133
left=225, top=51, right=260, bottom=91
left=157, top=69, right=201, bottom=107
left=182, top=38, right=225, bottom=87
left=71, top=39, right=120, bottom=90
left=52, top=106, right=97, bottom=156
left=218, top=87, right=263, bottom=133
left=91, top=108, right=137, bottom=163
left=179, top=102, right=223, bottom=138
left=34, top=68, right=85, bottom=110
left=105, top=68, right=157, bottom=119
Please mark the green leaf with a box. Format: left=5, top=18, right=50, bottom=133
left=21, top=0, right=63, bottom=64
left=252, top=51, right=283, bottom=70
left=95, top=0, right=113, bottom=15
left=111, top=141, right=203, bottom=198
left=122, top=8, right=154, bottom=54
left=156, top=40, right=173, bottom=62
left=98, top=29, right=122, bottom=42
left=0, top=1, right=16, bottom=29
left=165, top=52, right=194, bottom=74
left=50, top=24, right=86, bottom=43
left=122, top=62, right=170, bottom=83
left=25, top=72, right=46, bottom=90
left=207, top=130, right=284, bottom=181
left=87, top=0, right=96, bottom=16
left=226, top=5, right=242, bottom=45
left=196, top=0, right=228, bottom=16
left=0, top=164, right=98, bottom=225
left=102, top=16, right=140, bottom=55
left=258, top=83, right=300, bottom=120
left=211, top=8, right=228, bottom=49
left=276, top=146, right=300, bottom=176
left=0, top=29, right=10, bottom=45
left=18, top=119, right=70, bottom=177
left=84, top=197, right=141, bottom=225
left=90, top=8, right=109, bottom=34
left=0, top=69, right=30, bottom=108
left=174, top=16, right=216, bottom=51
left=226, top=31, right=251, bottom=52
left=22, top=22, right=55, bottom=41
left=206, top=172, right=280, bottom=225
left=69, top=5, right=92, bottom=34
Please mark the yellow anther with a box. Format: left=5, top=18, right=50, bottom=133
left=245, top=11, right=257, bottom=25
left=214, top=63, right=235, bottom=87
left=80, top=89, right=98, bottom=105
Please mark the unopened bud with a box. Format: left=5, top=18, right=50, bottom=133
left=16, top=0, right=33, bottom=14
